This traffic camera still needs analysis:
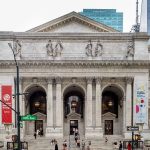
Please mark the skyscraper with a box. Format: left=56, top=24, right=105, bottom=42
left=79, top=9, right=123, bottom=32
left=140, top=0, right=150, bottom=34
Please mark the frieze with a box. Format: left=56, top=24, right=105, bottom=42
left=0, top=60, right=150, bottom=68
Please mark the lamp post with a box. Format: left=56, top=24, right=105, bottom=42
left=8, top=42, right=21, bottom=150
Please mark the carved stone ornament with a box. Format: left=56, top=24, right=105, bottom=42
left=126, top=39, right=134, bottom=58
left=46, top=40, right=63, bottom=57
left=14, top=40, right=22, bottom=57
left=85, top=40, right=103, bottom=57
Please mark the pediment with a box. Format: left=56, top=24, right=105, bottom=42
left=27, top=11, right=118, bottom=33
left=33, top=112, right=46, bottom=120
left=67, top=112, right=81, bottom=119
left=102, top=112, right=116, bottom=118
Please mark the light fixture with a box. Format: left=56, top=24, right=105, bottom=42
left=71, top=100, right=77, bottom=109
left=108, top=100, right=113, bottom=107
left=34, top=101, right=40, bottom=107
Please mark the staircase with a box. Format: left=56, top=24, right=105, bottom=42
left=23, top=135, right=124, bottom=150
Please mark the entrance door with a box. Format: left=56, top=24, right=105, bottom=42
left=105, top=120, right=113, bottom=135
left=35, top=120, right=43, bottom=134
left=70, top=120, right=78, bottom=135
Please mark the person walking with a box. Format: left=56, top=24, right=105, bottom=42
left=33, top=132, right=37, bottom=139
left=119, top=141, right=123, bottom=150
left=127, top=142, right=131, bottom=150
left=55, top=141, right=58, bottom=150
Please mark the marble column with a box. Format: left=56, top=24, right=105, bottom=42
left=125, top=77, right=133, bottom=127
left=86, top=78, right=93, bottom=127
left=47, top=78, right=53, bottom=127
left=56, top=77, right=62, bottom=127
left=95, top=78, right=102, bottom=127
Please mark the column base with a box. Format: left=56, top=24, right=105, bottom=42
left=85, top=127, right=103, bottom=139
left=45, top=127, right=63, bottom=138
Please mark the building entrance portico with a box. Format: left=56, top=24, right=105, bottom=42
left=24, top=85, right=47, bottom=136
left=102, top=84, right=124, bottom=135
left=63, top=84, right=85, bottom=137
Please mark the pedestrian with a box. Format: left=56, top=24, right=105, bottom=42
left=55, top=141, right=58, bottom=150
left=127, top=142, right=131, bottom=150
left=86, top=145, right=90, bottom=150
left=105, top=137, right=108, bottom=144
left=33, top=132, right=37, bottom=139
left=36, top=129, right=40, bottom=136
left=81, top=140, right=85, bottom=150
left=63, top=139, right=67, bottom=148
left=119, top=141, right=123, bottom=150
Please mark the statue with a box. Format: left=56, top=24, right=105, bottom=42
left=46, top=40, right=53, bottom=56
left=14, top=40, right=21, bottom=57
left=85, top=40, right=93, bottom=56
left=85, top=40, right=103, bottom=57
left=126, top=39, right=134, bottom=58
left=55, top=40, right=63, bottom=57
left=46, top=40, right=63, bottom=57
left=95, top=40, right=103, bottom=56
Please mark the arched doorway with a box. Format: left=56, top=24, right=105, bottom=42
left=63, top=85, right=85, bottom=136
left=24, top=85, right=47, bottom=136
left=102, top=85, right=124, bottom=135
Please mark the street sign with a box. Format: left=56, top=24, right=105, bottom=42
left=127, top=126, right=139, bottom=131
left=20, top=114, right=37, bottom=121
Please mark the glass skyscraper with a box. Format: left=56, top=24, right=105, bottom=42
left=140, top=0, right=150, bottom=35
left=80, top=9, right=123, bottom=32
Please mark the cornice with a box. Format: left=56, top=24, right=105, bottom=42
left=0, top=60, right=150, bottom=68
left=0, top=32, right=149, bottom=40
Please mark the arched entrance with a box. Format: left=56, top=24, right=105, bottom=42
left=102, top=85, right=124, bottom=135
left=24, top=85, right=47, bottom=136
left=63, top=85, right=85, bottom=136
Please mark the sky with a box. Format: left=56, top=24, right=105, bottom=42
left=0, top=0, right=142, bottom=32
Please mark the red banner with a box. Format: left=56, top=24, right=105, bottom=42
left=1, top=85, right=12, bottom=124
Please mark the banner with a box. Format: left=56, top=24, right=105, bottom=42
left=1, top=85, right=12, bottom=124
left=135, top=82, right=147, bottom=123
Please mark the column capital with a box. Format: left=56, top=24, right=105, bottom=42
left=47, top=78, right=53, bottom=84
left=55, top=77, right=61, bottom=84
left=86, top=77, right=93, bottom=84
left=95, top=77, right=102, bottom=84
left=126, top=77, right=134, bottom=84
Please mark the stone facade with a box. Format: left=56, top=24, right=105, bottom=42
left=0, top=12, right=150, bottom=142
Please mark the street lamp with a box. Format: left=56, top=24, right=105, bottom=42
left=8, top=42, right=21, bottom=150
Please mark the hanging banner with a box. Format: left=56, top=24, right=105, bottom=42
left=1, top=85, right=12, bottom=124
left=135, top=82, right=147, bottom=123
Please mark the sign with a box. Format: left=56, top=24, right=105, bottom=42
left=20, top=114, right=37, bottom=121
left=127, top=126, right=139, bottom=131
left=135, top=80, right=148, bottom=123
left=1, top=85, right=12, bottom=123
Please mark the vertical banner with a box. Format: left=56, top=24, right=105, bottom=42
left=1, top=85, right=12, bottom=124
left=135, top=82, right=147, bottom=123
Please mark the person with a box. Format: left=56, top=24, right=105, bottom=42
left=86, top=145, right=90, bottom=150
left=63, top=139, right=67, bottom=148
left=33, top=132, right=37, bottom=139
left=127, top=142, right=131, bottom=150
left=36, top=129, right=40, bottom=136
left=113, top=142, right=118, bottom=149
left=55, top=141, right=58, bottom=150
left=105, top=137, right=108, bottom=144
left=119, top=141, right=123, bottom=150
left=77, top=139, right=80, bottom=147
left=81, top=140, right=85, bottom=150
